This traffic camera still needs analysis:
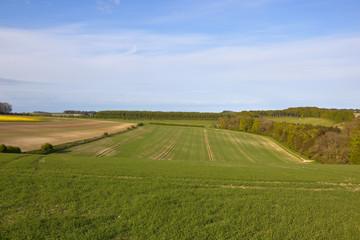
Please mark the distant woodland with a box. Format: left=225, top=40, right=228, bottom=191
left=217, top=107, right=360, bottom=164
left=91, top=108, right=360, bottom=165
left=95, top=111, right=231, bottom=120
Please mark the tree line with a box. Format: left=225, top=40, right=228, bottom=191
left=63, top=110, right=97, bottom=116
left=95, top=111, right=231, bottom=120
left=217, top=110, right=360, bottom=164
left=247, top=107, right=354, bottom=123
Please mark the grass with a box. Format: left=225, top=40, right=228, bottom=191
left=0, top=115, right=43, bottom=122
left=94, top=118, right=217, bottom=127
left=264, top=116, right=335, bottom=127
left=67, top=124, right=300, bottom=163
left=1, top=122, right=360, bottom=239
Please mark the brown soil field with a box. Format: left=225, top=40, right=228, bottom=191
left=0, top=118, right=136, bottom=151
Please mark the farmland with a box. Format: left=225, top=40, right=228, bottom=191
left=0, top=118, right=136, bottom=151
left=0, top=115, right=43, bottom=122
left=264, top=116, right=335, bottom=127
left=67, top=124, right=301, bottom=164
left=1, top=121, right=360, bottom=239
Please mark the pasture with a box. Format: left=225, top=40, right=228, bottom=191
left=0, top=118, right=136, bottom=151
left=264, top=116, right=335, bottom=127
left=1, top=122, right=360, bottom=239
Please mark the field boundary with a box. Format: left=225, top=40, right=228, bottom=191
left=26, top=126, right=140, bottom=155
left=263, top=136, right=307, bottom=163
left=220, top=129, right=308, bottom=163
left=149, top=122, right=205, bottom=128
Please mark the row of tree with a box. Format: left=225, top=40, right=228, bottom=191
left=0, top=144, right=21, bottom=153
left=95, top=111, right=232, bottom=120
left=217, top=113, right=360, bottom=164
left=63, top=110, right=97, bottom=116
left=0, top=102, right=12, bottom=114
left=247, top=107, right=355, bottom=123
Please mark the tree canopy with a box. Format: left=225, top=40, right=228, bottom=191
left=0, top=102, right=12, bottom=114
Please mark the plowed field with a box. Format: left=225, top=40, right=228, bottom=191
left=0, top=118, right=136, bottom=151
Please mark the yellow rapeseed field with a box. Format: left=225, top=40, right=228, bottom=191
left=0, top=116, right=43, bottom=122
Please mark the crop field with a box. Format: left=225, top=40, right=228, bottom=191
left=98, top=118, right=217, bottom=128
left=67, top=125, right=301, bottom=164
left=264, top=116, right=335, bottom=126
left=0, top=118, right=136, bottom=151
left=1, top=123, right=360, bottom=239
left=0, top=115, right=43, bottom=122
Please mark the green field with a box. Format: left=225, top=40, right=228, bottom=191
left=264, top=116, right=335, bottom=127
left=67, top=125, right=300, bottom=163
left=95, top=118, right=217, bottom=128
left=1, top=124, right=360, bottom=239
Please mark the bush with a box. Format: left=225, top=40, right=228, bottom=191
left=137, top=123, right=144, bottom=126
left=103, top=132, right=109, bottom=137
left=41, top=143, right=54, bottom=154
left=0, top=144, right=7, bottom=153
left=349, top=135, right=360, bottom=165
left=6, top=145, right=21, bottom=153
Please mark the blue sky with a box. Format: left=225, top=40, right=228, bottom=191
left=0, top=0, right=359, bottom=112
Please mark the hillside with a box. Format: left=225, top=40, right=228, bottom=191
left=1, top=124, right=360, bottom=239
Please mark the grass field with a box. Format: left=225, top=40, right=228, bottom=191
left=96, top=118, right=217, bottom=128
left=264, top=116, right=335, bottom=126
left=1, top=122, right=360, bottom=239
left=67, top=124, right=301, bottom=164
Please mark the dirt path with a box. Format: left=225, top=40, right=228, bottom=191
left=263, top=137, right=305, bottom=163
left=0, top=118, right=136, bottom=151
left=225, top=131, right=255, bottom=163
left=94, top=128, right=147, bottom=158
left=204, top=129, right=215, bottom=162
left=152, top=129, right=183, bottom=160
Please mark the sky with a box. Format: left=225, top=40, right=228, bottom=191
left=0, top=0, right=359, bottom=113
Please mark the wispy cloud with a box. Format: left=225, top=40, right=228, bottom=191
left=0, top=77, right=26, bottom=85
left=0, top=26, right=359, bottom=112
left=96, top=0, right=121, bottom=13
left=112, top=0, right=121, bottom=5
left=147, top=0, right=284, bottom=24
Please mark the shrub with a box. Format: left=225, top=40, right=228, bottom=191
left=41, top=143, right=54, bottom=154
left=137, top=123, right=144, bottom=126
left=0, top=144, right=7, bottom=153
left=103, top=132, right=109, bottom=137
left=349, top=135, right=360, bottom=165
left=6, top=145, right=21, bottom=153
